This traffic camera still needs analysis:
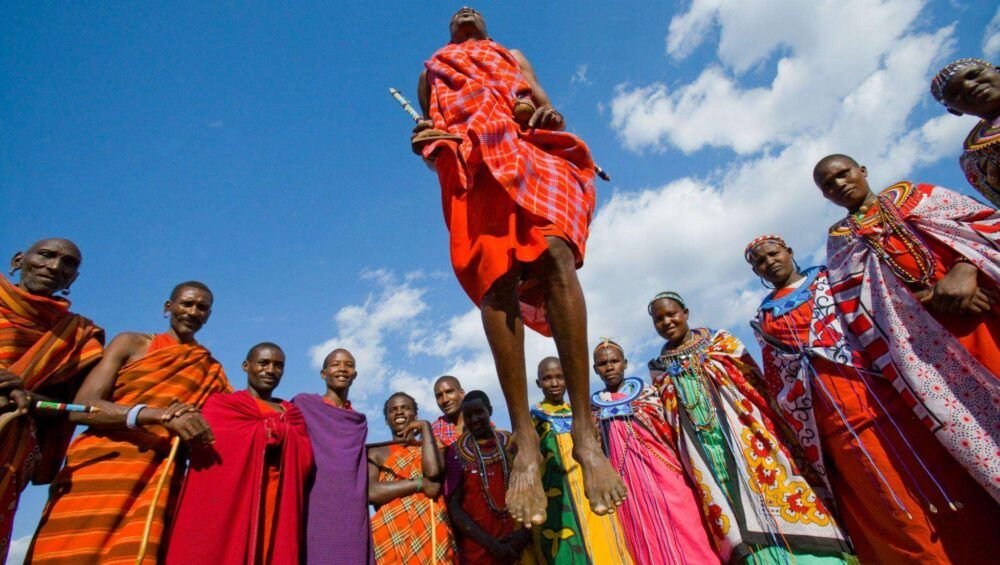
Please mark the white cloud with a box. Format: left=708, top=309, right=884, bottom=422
left=571, top=64, right=592, bottom=85
left=7, top=536, right=30, bottom=565
left=612, top=0, right=931, bottom=155
left=985, top=6, right=1000, bottom=59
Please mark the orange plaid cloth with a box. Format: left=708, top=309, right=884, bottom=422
left=424, top=39, right=597, bottom=335
left=0, top=277, right=103, bottom=562
left=371, top=444, right=455, bottom=564
left=28, top=333, right=230, bottom=564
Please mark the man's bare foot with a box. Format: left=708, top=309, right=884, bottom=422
left=573, top=431, right=627, bottom=515
left=506, top=430, right=547, bottom=527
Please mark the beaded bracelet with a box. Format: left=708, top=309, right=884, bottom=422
left=415, top=475, right=423, bottom=494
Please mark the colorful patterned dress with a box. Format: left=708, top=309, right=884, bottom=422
left=753, top=266, right=1000, bottom=563
left=649, top=329, right=853, bottom=564
left=591, top=379, right=718, bottom=565
left=960, top=115, right=1000, bottom=207
left=531, top=401, right=632, bottom=564
left=826, top=181, right=1000, bottom=502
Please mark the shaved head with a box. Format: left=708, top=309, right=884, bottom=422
left=28, top=238, right=81, bottom=258
left=323, top=348, right=354, bottom=368
left=812, top=154, right=859, bottom=182
left=246, top=341, right=283, bottom=361
left=536, top=356, right=560, bottom=377
left=434, top=375, right=461, bottom=390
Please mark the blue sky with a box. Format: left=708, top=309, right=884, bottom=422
left=3, top=0, right=998, bottom=555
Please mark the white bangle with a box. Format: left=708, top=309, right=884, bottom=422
left=126, top=404, right=147, bottom=429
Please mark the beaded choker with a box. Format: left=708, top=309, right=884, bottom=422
left=591, top=377, right=643, bottom=419
left=656, top=328, right=717, bottom=431
left=759, top=266, right=821, bottom=317
left=846, top=182, right=936, bottom=288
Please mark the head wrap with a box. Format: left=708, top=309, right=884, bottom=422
left=647, top=291, right=685, bottom=315
left=744, top=234, right=789, bottom=263
left=930, top=58, right=993, bottom=105
left=594, top=337, right=625, bottom=356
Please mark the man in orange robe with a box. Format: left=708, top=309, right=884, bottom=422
left=0, top=238, right=104, bottom=563
left=748, top=235, right=1000, bottom=563
left=28, top=281, right=231, bottom=564
left=413, top=7, right=625, bottom=526
left=165, top=342, right=313, bottom=564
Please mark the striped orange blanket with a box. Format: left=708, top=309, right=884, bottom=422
left=0, top=277, right=103, bottom=563
left=28, top=333, right=229, bottom=564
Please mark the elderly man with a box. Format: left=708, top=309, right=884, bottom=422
left=29, top=281, right=230, bottom=564
left=293, top=348, right=374, bottom=564
left=413, top=6, right=624, bottom=527
left=0, top=238, right=104, bottom=563
left=813, top=154, right=1000, bottom=507
left=166, top=342, right=313, bottom=564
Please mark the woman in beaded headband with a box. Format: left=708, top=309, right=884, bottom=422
left=930, top=58, right=1000, bottom=208
left=744, top=235, right=805, bottom=290
left=647, top=292, right=691, bottom=349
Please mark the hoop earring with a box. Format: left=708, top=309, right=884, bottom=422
left=7, top=267, right=17, bottom=276
left=758, top=276, right=775, bottom=290
left=61, top=287, right=71, bottom=296
left=163, top=312, right=169, bottom=319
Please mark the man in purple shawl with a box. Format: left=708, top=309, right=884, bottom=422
left=293, top=348, right=375, bottom=564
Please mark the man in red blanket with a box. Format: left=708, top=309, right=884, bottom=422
left=412, top=7, right=625, bottom=527
left=166, top=342, right=313, bottom=564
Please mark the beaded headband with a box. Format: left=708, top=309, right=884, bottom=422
left=744, top=234, right=788, bottom=263
left=594, top=337, right=624, bottom=355
left=647, top=291, right=685, bottom=314
left=930, top=58, right=993, bottom=105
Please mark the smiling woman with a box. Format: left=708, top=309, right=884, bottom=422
left=931, top=58, right=1000, bottom=207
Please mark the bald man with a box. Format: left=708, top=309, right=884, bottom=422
left=0, top=238, right=104, bottom=563
left=293, top=349, right=374, bottom=564
left=431, top=375, right=465, bottom=448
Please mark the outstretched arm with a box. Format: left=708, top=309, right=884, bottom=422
left=511, top=49, right=565, bottom=131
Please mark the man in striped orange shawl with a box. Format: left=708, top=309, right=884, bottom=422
left=369, top=392, right=456, bottom=564
left=0, top=238, right=104, bottom=563
left=28, top=280, right=231, bottom=564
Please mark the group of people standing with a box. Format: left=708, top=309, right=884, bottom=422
left=3, top=3, right=1000, bottom=563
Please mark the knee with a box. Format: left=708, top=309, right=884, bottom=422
left=544, top=238, right=576, bottom=283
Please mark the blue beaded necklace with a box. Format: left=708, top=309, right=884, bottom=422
left=759, top=266, right=821, bottom=317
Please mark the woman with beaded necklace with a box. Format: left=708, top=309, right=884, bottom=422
left=930, top=58, right=1000, bottom=207
left=747, top=234, right=1000, bottom=563
left=444, top=390, right=536, bottom=564
left=647, top=292, right=853, bottom=564
left=813, top=153, right=1000, bottom=506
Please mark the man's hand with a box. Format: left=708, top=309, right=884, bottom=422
left=403, top=420, right=432, bottom=443
left=0, top=370, right=29, bottom=415
left=505, top=529, right=532, bottom=552
left=527, top=105, right=565, bottom=131
left=164, top=411, right=215, bottom=445
left=422, top=477, right=442, bottom=498
left=159, top=401, right=198, bottom=423
left=0, top=370, right=25, bottom=394
left=921, top=263, right=995, bottom=314
left=490, top=539, right=520, bottom=562
left=411, top=119, right=436, bottom=156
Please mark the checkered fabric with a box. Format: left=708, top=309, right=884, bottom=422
left=371, top=445, right=455, bottom=564
left=424, top=39, right=597, bottom=262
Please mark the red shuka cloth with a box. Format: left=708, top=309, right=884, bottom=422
left=423, top=39, right=597, bottom=336
left=165, top=390, right=314, bottom=565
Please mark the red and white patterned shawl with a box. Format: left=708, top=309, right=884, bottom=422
left=825, top=181, right=1000, bottom=502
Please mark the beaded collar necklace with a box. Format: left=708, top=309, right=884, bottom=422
left=846, top=182, right=936, bottom=288
left=591, top=377, right=643, bottom=419
left=759, top=266, right=821, bottom=317
left=657, top=328, right=717, bottom=431
left=458, top=430, right=510, bottom=516
left=965, top=118, right=1000, bottom=152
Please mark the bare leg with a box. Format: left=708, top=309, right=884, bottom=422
left=541, top=237, right=627, bottom=514
left=480, top=270, right=547, bottom=527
